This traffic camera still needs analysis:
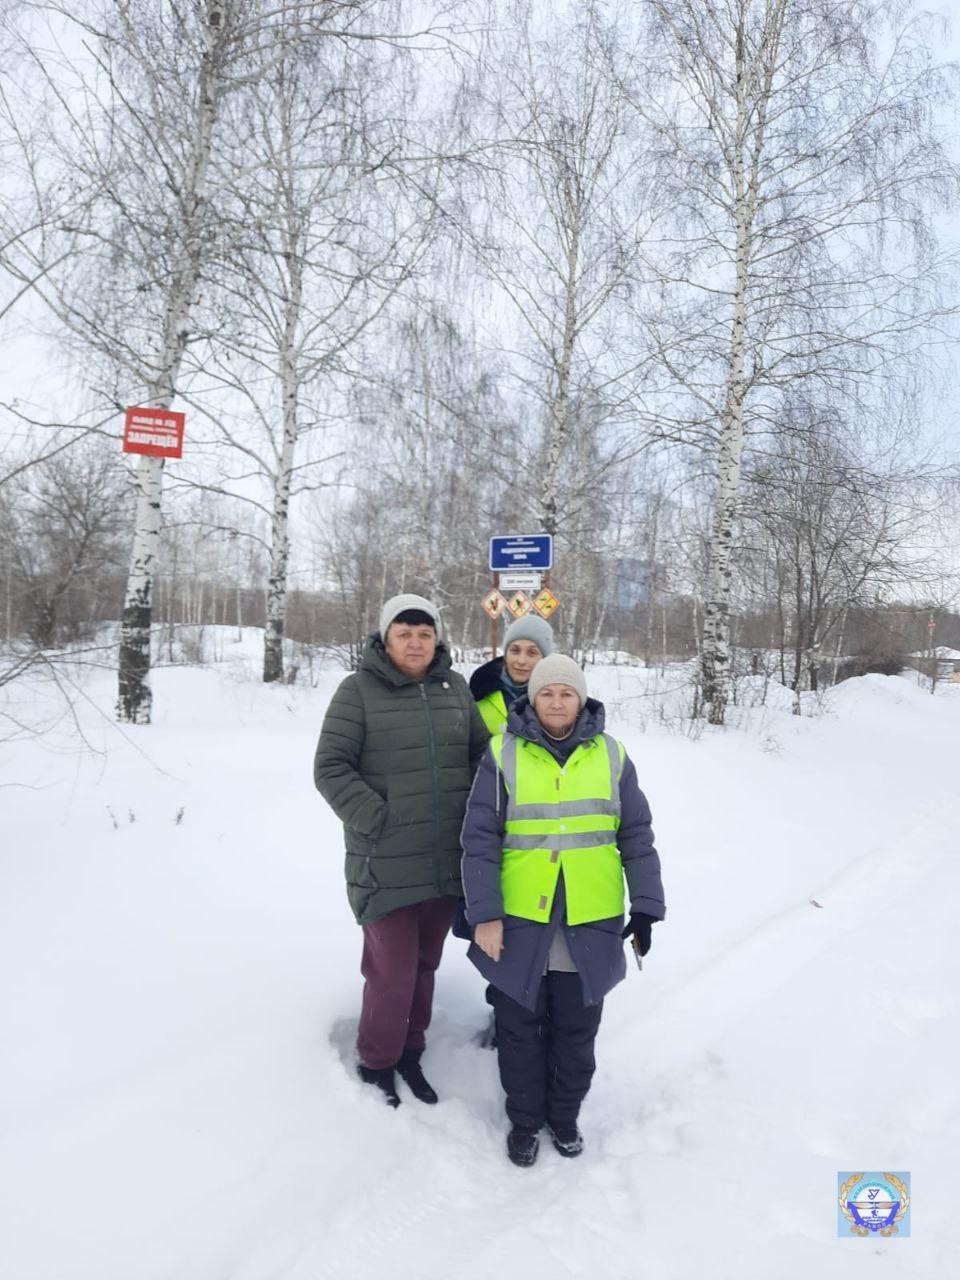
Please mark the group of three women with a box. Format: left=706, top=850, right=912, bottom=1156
left=314, top=595, right=666, bottom=1168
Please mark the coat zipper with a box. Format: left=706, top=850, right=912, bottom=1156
left=419, top=682, right=443, bottom=882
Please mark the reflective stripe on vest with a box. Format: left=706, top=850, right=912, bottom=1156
left=490, top=731, right=626, bottom=925
left=477, top=690, right=508, bottom=735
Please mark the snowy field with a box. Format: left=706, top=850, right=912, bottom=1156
left=2, top=633, right=958, bottom=1279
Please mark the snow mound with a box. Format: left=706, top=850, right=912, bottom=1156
left=825, top=670, right=939, bottom=715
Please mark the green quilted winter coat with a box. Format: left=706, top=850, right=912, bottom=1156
left=314, top=634, right=490, bottom=924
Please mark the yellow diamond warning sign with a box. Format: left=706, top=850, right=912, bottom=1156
left=506, top=591, right=533, bottom=618
left=481, top=589, right=507, bottom=619
left=532, top=587, right=560, bottom=619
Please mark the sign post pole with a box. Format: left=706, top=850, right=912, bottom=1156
left=491, top=571, right=499, bottom=658
left=484, top=534, right=559, bottom=651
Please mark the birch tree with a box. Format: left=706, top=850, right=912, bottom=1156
left=470, top=0, right=660, bottom=542
left=617, top=0, right=956, bottom=723
left=321, top=303, right=517, bottom=653
left=2, top=0, right=450, bottom=716
left=191, top=13, right=439, bottom=683
left=111, top=1, right=237, bottom=721
left=0, top=1, right=258, bottom=720
left=0, top=443, right=129, bottom=647
left=744, top=409, right=944, bottom=701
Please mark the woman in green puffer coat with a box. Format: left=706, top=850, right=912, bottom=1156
left=314, top=594, right=489, bottom=1108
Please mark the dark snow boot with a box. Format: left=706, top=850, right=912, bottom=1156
left=357, top=1063, right=401, bottom=1108
left=506, top=1127, right=540, bottom=1168
left=548, top=1123, right=584, bottom=1158
left=396, top=1046, right=438, bottom=1104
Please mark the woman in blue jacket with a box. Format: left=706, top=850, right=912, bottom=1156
left=461, top=654, right=665, bottom=1167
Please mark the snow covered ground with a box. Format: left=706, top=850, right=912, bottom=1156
left=2, top=634, right=958, bottom=1279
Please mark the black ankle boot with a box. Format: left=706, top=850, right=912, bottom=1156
left=506, top=1127, right=540, bottom=1167
left=357, top=1063, right=401, bottom=1107
left=547, top=1122, right=583, bottom=1157
left=396, top=1046, right=438, bottom=1104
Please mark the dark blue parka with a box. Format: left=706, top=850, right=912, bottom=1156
left=460, top=696, right=666, bottom=1010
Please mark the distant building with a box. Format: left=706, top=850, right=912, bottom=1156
left=905, top=646, right=960, bottom=678
left=615, top=558, right=665, bottom=610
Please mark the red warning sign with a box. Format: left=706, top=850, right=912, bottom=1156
left=122, top=406, right=185, bottom=459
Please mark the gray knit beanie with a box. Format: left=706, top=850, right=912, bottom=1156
left=502, top=615, right=554, bottom=656
left=527, top=654, right=588, bottom=708
left=379, top=593, right=440, bottom=638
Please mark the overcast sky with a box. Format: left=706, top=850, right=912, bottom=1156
left=2, top=2, right=959, bottom=479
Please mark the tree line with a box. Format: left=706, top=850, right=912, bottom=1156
left=1, top=0, right=957, bottom=724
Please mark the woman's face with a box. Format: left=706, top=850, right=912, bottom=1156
left=504, top=640, right=543, bottom=684
left=384, top=622, right=436, bottom=679
left=533, top=683, right=581, bottom=736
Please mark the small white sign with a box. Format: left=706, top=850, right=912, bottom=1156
left=499, top=571, right=542, bottom=593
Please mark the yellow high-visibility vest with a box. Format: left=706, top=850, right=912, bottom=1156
left=477, top=689, right=509, bottom=734
left=489, top=731, right=626, bottom=925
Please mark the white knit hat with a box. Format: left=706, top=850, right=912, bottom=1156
left=527, top=654, right=588, bottom=708
left=379, top=593, right=440, bottom=638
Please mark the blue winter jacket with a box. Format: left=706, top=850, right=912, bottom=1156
left=460, top=696, right=665, bottom=1010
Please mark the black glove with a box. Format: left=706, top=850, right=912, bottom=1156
left=621, top=913, right=656, bottom=957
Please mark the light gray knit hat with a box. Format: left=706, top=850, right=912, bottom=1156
left=379, top=593, right=440, bottom=638
left=502, top=615, right=554, bottom=656
left=527, top=653, right=588, bottom=708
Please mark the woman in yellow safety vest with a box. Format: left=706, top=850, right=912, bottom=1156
left=460, top=653, right=666, bottom=1168
left=469, top=615, right=554, bottom=733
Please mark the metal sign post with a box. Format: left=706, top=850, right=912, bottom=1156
left=492, top=572, right=499, bottom=658
left=481, top=579, right=507, bottom=657
left=482, top=535, right=560, bottom=655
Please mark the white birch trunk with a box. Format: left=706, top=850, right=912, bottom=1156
left=263, top=361, right=298, bottom=682
left=585, top=592, right=609, bottom=662
left=805, top=639, right=822, bottom=693
left=117, top=454, right=166, bottom=719
left=700, top=259, right=748, bottom=722
left=4, top=553, right=12, bottom=645
left=564, top=542, right=584, bottom=656
left=263, top=102, right=304, bottom=685
left=540, top=215, right=580, bottom=538
left=116, top=0, right=228, bottom=722
left=830, top=606, right=848, bottom=686
left=660, top=602, right=667, bottom=677
left=699, top=7, right=781, bottom=725
left=644, top=505, right=660, bottom=668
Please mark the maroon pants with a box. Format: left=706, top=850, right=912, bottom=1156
left=356, top=896, right=457, bottom=1070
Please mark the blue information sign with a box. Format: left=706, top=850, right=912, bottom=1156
left=489, top=534, right=553, bottom=571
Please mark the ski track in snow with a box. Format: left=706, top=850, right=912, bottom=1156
left=1, top=646, right=958, bottom=1280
